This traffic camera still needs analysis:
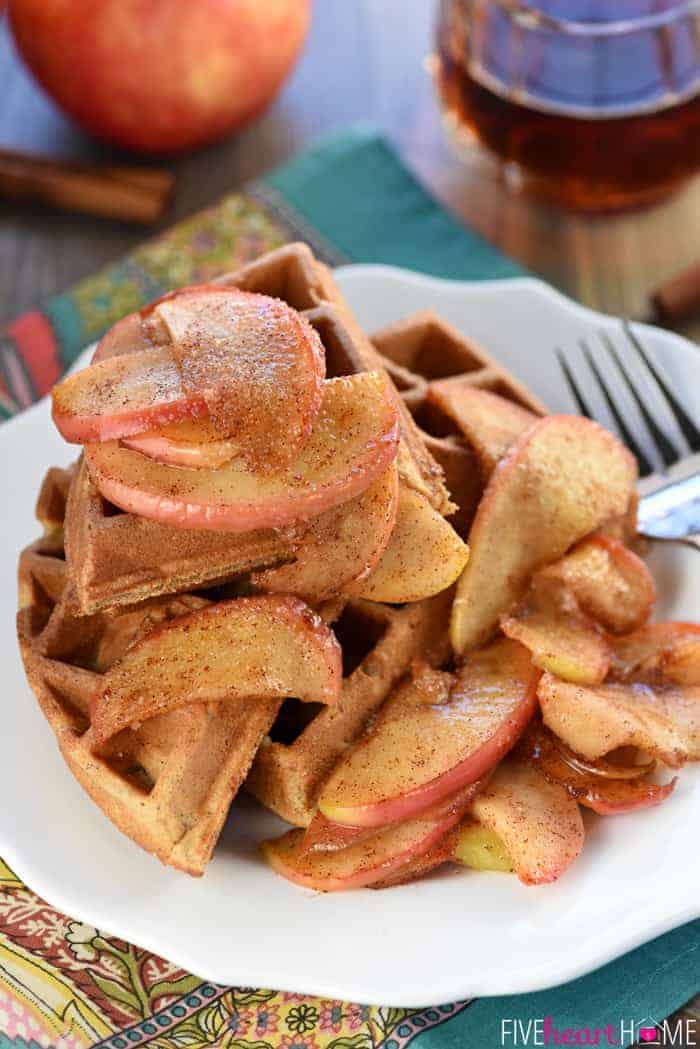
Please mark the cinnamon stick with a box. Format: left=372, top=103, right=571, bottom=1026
left=0, top=148, right=174, bottom=224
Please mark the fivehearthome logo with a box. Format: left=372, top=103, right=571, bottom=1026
left=499, top=1014, right=698, bottom=1046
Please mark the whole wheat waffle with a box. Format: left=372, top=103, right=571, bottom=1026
left=68, top=244, right=452, bottom=615
left=372, top=310, right=546, bottom=535
left=245, top=589, right=452, bottom=827
left=19, top=468, right=280, bottom=876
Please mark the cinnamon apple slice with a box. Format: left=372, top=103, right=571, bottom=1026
left=501, top=577, right=611, bottom=685
left=541, top=535, right=655, bottom=635
left=85, top=372, right=400, bottom=532
left=521, top=723, right=677, bottom=815
left=351, top=484, right=469, bottom=603
left=610, top=622, right=700, bottom=685
left=89, top=595, right=342, bottom=748
left=538, top=670, right=700, bottom=766
left=427, top=382, right=537, bottom=477
left=253, top=465, right=399, bottom=602
left=318, top=639, right=539, bottom=829
left=261, top=809, right=462, bottom=892
left=469, top=759, right=585, bottom=884
left=450, top=416, right=637, bottom=654
left=55, top=287, right=325, bottom=469
left=122, top=418, right=238, bottom=469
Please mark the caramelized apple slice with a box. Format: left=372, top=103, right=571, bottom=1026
left=611, top=623, right=700, bottom=685
left=252, top=465, right=398, bottom=603
left=318, top=639, right=539, bottom=829
left=153, top=289, right=325, bottom=469
left=470, top=759, right=584, bottom=884
left=501, top=577, right=611, bottom=685
left=521, top=723, right=677, bottom=815
left=122, top=418, right=238, bottom=469
left=57, top=288, right=325, bottom=467
left=92, top=311, right=154, bottom=363
left=261, top=810, right=461, bottom=892
left=85, top=373, right=400, bottom=532
left=541, top=535, right=655, bottom=635
left=538, top=671, right=700, bottom=766
left=53, top=347, right=209, bottom=444
left=352, top=484, right=469, bottom=603
left=451, top=416, right=637, bottom=654
left=427, top=382, right=537, bottom=477
left=452, top=821, right=513, bottom=872
left=89, top=596, right=342, bottom=748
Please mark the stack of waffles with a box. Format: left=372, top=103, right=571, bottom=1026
left=21, top=241, right=675, bottom=889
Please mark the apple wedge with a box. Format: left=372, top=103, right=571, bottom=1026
left=252, top=465, right=398, bottom=603
left=85, top=372, right=399, bottom=532
left=541, top=535, right=655, bottom=635
left=351, top=483, right=469, bottom=603
left=611, top=623, right=700, bottom=685
left=521, top=723, right=677, bottom=815
left=501, top=578, right=611, bottom=685
left=122, top=418, right=238, bottom=470
left=427, top=381, right=537, bottom=477
left=450, top=415, right=637, bottom=654
left=318, top=639, right=539, bottom=828
left=56, top=287, right=325, bottom=468
left=470, top=759, right=585, bottom=884
left=153, top=289, right=325, bottom=468
left=261, top=809, right=461, bottom=892
left=538, top=671, right=700, bottom=766
left=452, top=820, right=513, bottom=872
left=89, top=595, right=342, bottom=748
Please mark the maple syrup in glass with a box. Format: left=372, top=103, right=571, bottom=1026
left=434, top=1, right=700, bottom=211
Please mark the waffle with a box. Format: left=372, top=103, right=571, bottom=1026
left=67, top=244, right=451, bottom=615
left=18, top=471, right=280, bottom=876
left=245, top=589, right=452, bottom=827
left=372, top=310, right=547, bottom=535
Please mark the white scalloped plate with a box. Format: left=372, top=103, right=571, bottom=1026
left=1, top=268, right=699, bottom=1007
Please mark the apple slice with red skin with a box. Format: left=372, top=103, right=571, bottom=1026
left=470, top=758, right=585, bottom=885
left=521, top=723, right=677, bottom=815
left=85, top=372, right=399, bottom=533
left=56, top=287, right=325, bottom=469
left=252, top=465, right=399, bottom=603
left=450, top=415, right=637, bottom=655
left=501, top=577, right=611, bottom=686
left=538, top=671, right=700, bottom=767
left=427, top=381, right=537, bottom=478
left=541, top=535, right=655, bottom=635
left=89, top=595, right=341, bottom=749
left=318, top=639, right=539, bottom=829
left=122, top=418, right=238, bottom=470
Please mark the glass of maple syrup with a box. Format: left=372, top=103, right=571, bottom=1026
left=434, top=0, right=700, bottom=211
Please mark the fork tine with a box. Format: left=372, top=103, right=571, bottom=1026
left=579, top=339, right=654, bottom=477
left=623, top=320, right=700, bottom=452
left=599, top=329, right=681, bottom=468
left=556, top=348, right=594, bottom=418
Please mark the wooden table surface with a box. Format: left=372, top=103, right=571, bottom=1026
left=2, top=1, right=700, bottom=345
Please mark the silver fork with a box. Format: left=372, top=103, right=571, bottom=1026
left=556, top=321, right=700, bottom=550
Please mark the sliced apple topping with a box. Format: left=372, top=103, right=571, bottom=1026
left=452, top=820, right=513, bottom=873
left=153, top=288, right=325, bottom=469
left=352, top=484, right=469, bottom=603
left=318, top=639, right=539, bottom=829
left=610, top=623, right=700, bottom=685
left=541, top=535, right=655, bottom=635
left=501, top=577, right=611, bottom=685
left=261, top=809, right=462, bottom=892
left=427, top=381, right=537, bottom=477
left=122, top=418, right=239, bottom=470
left=521, top=723, right=677, bottom=815
left=85, top=372, right=400, bottom=532
left=451, top=415, right=637, bottom=655
left=56, top=287, right=326, bottom=468
left=470, top=759, right=585, bottom=885
left=538, top=671, right=700, bottom=767
left=89, top=595, right=342, bottom=748
left=252, top=465, right=399, bottom=603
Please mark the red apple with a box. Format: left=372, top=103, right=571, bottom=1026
left=9, top=0, right=311, bottom=154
